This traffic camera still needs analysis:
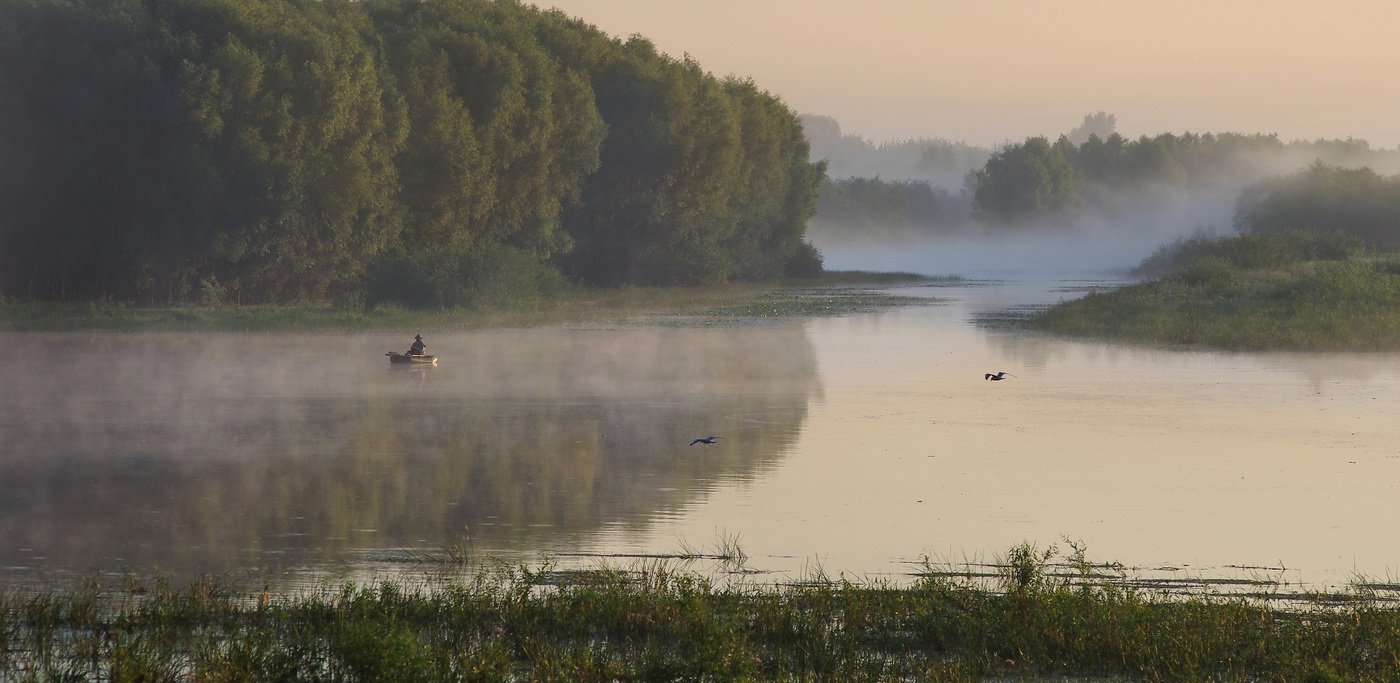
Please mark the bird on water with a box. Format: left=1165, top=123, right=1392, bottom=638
left=984, top=371, right=1015, bottom=381
left=690, top=436, right=722, bottom=445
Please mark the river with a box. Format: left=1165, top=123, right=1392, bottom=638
left=3, top=250, right=1399, bottom=596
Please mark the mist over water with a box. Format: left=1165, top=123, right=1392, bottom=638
left=0, top=328, right=820, bottom=587
left=590, top=271, right=1400, bottom=592
left=812, top=179, right=1242, bottom=278
left=4, top=256, right=1400, bottom=594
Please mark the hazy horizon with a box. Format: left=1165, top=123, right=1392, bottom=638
left=542, top=0, right=1400, bottom=149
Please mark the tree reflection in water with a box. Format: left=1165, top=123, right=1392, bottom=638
left=0, top=327, right=821, bottom=586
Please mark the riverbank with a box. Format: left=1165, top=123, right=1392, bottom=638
left=0, top=272, right=932, bottom=333
left=1029, top=232, right=1400, bottom=351
left=3, top=544, right=1393, bottom=682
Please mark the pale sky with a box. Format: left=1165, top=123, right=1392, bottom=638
left=541, top=0, right=1400, bottom=148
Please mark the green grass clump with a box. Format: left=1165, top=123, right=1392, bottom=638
left=4, top=545, right=1400, bottom=681
left=1034, top=231, right=1400, bottom=351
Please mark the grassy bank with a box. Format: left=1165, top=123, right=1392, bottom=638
left=0, top=272, right=932, bottom=333
left=1031, top=231, right=1400, bottom=351
left=2, top=544, right=1395, bottom=682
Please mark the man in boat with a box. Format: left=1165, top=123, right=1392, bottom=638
left=408, top=335, right=427, bottom=356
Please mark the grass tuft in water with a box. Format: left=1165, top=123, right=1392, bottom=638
left=6, top=544, right=1400, bottom=681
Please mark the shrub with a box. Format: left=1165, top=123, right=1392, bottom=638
left=1174, top=256, right=1236, bottom=288
left=1137, top=229, right=1365, bottom=278
left=783, top=242, right=825, bottom=278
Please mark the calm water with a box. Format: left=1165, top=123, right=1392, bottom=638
left=3, top=267, right=1399, bottom=593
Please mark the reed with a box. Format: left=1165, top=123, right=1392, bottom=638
left=3, top=545, right=1400, bottom=681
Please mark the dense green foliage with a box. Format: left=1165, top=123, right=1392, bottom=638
left=1035, top=230, right=1400, bottom=351
left=1236, top=162, right=1400, bottom=250
left=0, top=0, right=823, bottom=305
left=5, top=545, right=1400, bottom=681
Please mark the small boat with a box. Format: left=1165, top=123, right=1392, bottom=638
left=386, top=351, right=438, bottom=365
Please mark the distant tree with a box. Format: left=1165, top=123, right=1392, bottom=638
left=970, top=136, right=1084, bottom=226
left=1120, top=134, right=1187, bottom=189
left=799, top=113, right=842, bottom=143
left=1066, top=112, right=1117, bottom=146
left=1235, top=162, right=1400, bottom=250
left=798, top=113, right=990, bottom=188
left=812, top=177, right=972, bottom=240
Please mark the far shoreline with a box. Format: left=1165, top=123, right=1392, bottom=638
left=0, top=271, right=937, bottom=334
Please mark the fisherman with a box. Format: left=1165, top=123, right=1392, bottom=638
left=408, top=334, right=427, bottom=356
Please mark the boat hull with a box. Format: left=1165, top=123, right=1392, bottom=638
left=386, top=352, right=438, bottom=365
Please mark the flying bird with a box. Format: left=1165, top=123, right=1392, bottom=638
left=690, top=436, right=722, bottom=445
left=984, top=371, right=1015, bottom=381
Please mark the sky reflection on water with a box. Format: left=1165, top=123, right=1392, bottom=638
left=2, top=275, right=1399, bottom=595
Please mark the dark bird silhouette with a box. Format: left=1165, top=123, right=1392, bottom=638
left=984, top=371, right=1015, bottom=381
left=690, top=436, right=722, bottom=445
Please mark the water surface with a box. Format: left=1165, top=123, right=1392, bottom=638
left=2, top=273, right=1398, bottom=594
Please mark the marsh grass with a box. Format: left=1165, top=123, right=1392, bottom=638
left=5, top=544, right=1400, bottom=682
left=1031, top=232, right=1400, bottom=351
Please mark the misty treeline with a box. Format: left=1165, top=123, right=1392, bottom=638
left=801, top=113, right=984, bottom=243
left=809, top=111, right=1400, bottom=248
left=1235, top=161, right=1400, bottom=251
left=812, top=178, right=973, bottom=239
left=800, top=113, right=991, bottom=188
left=970, top=128, right=1396, bottom=226
left=0, top=0, right=823, bottom=306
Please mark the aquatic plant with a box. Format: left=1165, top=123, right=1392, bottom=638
left=4, top=545, right=1400, bottom=681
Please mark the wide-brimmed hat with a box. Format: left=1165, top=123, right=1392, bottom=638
left=414, top=335, right=423, bottom=340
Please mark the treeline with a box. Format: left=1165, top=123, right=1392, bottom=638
left=806, top=109, right=1400, bottom=245
left=800, top=114, right=986, bottom=242
left=969, top=130, right=1397, bottom=227
left=799, top=113, right=990, bottom=188
left=810, top=177, right=972, bottom=242
left=1128, top=160, right=1400, bottom=260
left=0, top=0, right=824, bottom=306
left=1236, top=162, right=1400, bottom=251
